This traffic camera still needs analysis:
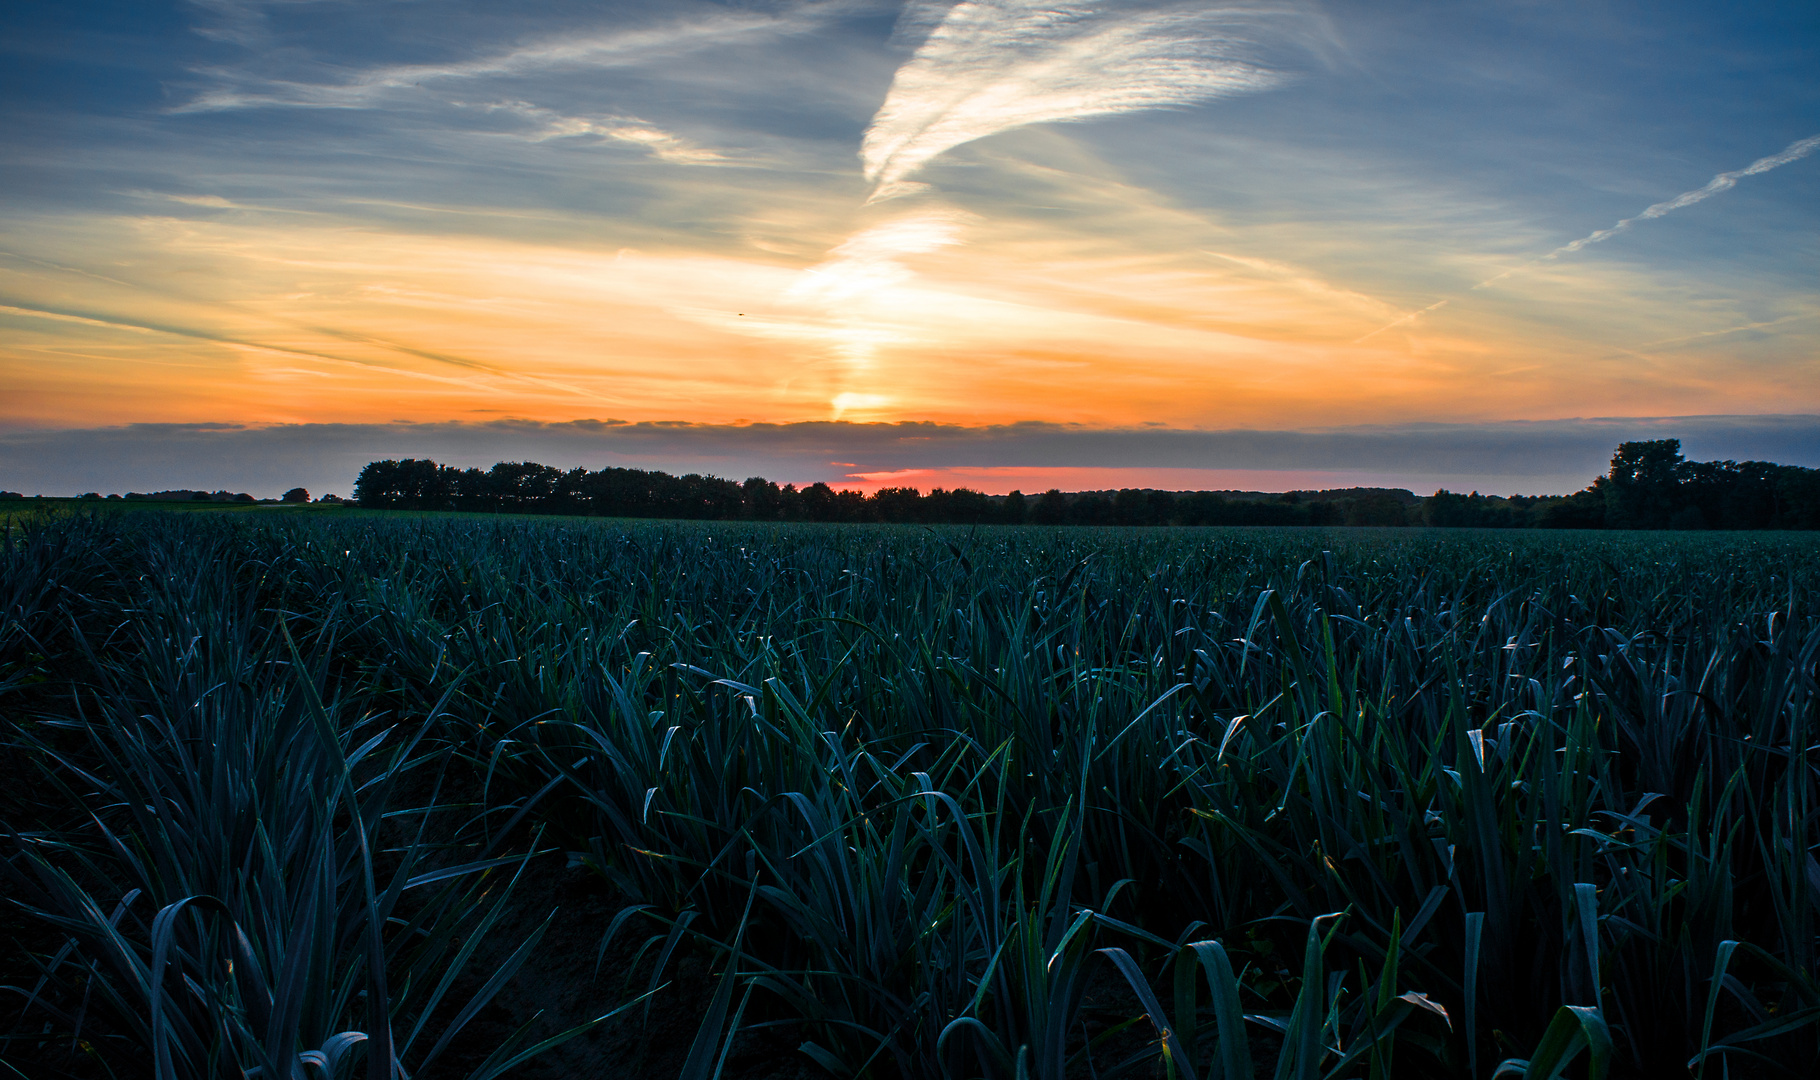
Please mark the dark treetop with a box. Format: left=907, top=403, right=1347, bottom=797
left=351, top=439, right=1820, bottom=529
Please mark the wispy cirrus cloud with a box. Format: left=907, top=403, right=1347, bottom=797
left=0, top=294, right=599, bottom=399
left=788, top=210, right=973, bottom=302
left=588, top=122, right=727, bottom=164
left=185, top=0, right=331, bottom=49
left=1358, top=133, right=1820, bottom=341
left=482, top=102, right=729, bottom=164
left=739, top=1, right=1330, bottom=412
left=1202, top=250, right=1399, bottom=321
left=176, top=1, right=856, bottom=112
left=860, top=0, right=1325, bottom=201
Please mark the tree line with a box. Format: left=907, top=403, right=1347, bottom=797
left=351, top=439, right=1820, bottom=529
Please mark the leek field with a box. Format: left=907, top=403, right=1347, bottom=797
left=4, top=509, right=1818, bottom=1079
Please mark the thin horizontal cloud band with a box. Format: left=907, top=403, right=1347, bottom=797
left=5, top=416, right=1817, bottom=499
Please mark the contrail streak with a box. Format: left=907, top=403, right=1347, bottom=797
left=1356, top=133, right=1820, bottom=343
left=1537, top=134, right=1820, bottom=261
left=1352, top=299, right=1449, bottom=342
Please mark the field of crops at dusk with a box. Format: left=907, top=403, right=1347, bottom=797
left=4, top=509, right=1818, bottom=1078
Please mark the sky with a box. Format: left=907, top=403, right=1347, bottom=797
left=2, top=0, right=1817, bottom=497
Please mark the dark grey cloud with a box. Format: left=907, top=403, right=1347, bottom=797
left=4, top=415, right=1817, bottom=499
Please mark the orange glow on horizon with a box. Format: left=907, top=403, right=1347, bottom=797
left=4, top=204, right=1816, bottom=434
left=829, top=466, right=1378, bottom=496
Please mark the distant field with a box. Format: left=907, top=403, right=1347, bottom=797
left=4, top=510, right=1818, bottom=1079
left=1, top=497, right=665, bottom=523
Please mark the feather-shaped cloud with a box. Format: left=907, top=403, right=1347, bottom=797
left=861, top=1, right=1317, bottom=201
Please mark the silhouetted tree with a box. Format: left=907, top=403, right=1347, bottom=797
left=1536, top=485, right=1608, bottom=529
left=942, top=487, right=992, bottom=523
left=1111, top=488, right=1149, bottom=526
left=1777, top=467, right=1820, bottom=529
left=1070, top=493, right=1112, bottom=525
left=743, top=477, right=783, bottom=520
left=341, top=442, right=1820, bottom=530
left=354, top=459, right=445, bottom=509
left=1177, top=492, right=1226, bottom=525
left=798, top=482, right=838, bottom=521
left=1345, top=492, right=1408, bottom=527
left=1033, top=489, right=1069, bottom=525
left=871, top=487, right=924, bottom=523
left=1604, top=439, right=1685, bottom=529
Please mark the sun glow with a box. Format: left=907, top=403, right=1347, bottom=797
left=6, top=196, right=1812, bottom=434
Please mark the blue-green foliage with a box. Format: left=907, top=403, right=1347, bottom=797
left=4, top=512, right=1818, bottom=1078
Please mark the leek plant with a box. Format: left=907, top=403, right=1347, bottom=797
left=5, top=511, right=1817, bottom=1078
left=1, top=518, right=619, bottom=1078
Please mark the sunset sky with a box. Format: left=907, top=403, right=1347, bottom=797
left=3, top=1, right=1817, bottom=496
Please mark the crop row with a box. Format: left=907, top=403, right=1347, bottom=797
left=3, top=512, right=1817, bottom=1078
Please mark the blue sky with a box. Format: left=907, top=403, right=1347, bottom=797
left=2, top=1, right=1816, bottom=495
